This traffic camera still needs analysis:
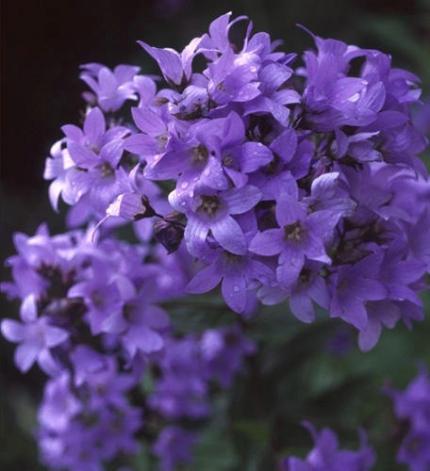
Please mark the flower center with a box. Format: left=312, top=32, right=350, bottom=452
left=198, top=195, right=221, bottom=217
left=156, top=134, right=168, bottom=148
left=284, top=222, right=304, bottom=241
left=97, top=162, right=115, bottom=178
left=222, top=154, right=234, bottom=167
left=191, top=144, right=209, bottom=165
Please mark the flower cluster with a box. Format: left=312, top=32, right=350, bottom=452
left=43, top=12, right=429, bottom=350
left=150, top=326, right=254, bottom=469
left=389, top=369, right=430, bottom=471
left=1, top=225, right=253, bottom=470
left=38, top=361, right=142, bottom=471
left=2, top=10, right=429, bottom=471
left=1, top=224, right=184, bottom=372
left=282, top=422, right=375, bottom=471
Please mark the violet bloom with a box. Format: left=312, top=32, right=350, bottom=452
left=38, top=373, right=81, bottom=432
left=153, top=426, right=197, bottom=471
left=68, top=263, right=124, bottom=335
left=187, top=245, right=273, bottom=313
left=329, top=253, right=386, bottom=334
left=258, top=263, right=330, bottom=324
left=124, top=107, right=171, bottom=162
left=149, top=337, right=209, bottom=419
left=144, top=112, right=272, bottom=190
left=389, top=369, right=430, bottom=471
left=38, top=358, right=142, bottom=471
left=1, top=295, right=68, bottom=374
left=112, top=292, right=170, bottom=359
left=250, top=186, right=340, bottom=288
left=170, top=184, right=261, bottom=256
left=138, top=33, right=203, bottom=86
left=282, top=423, right=375, bottom=471
left=143, top=115, right=230, bottom=190
left=302, top=34, right=386, bottom=131
left=80, top=63, right=140, bottom=112
left=245, top=61, right=301, bottom=125
left=206, top=46, right=261, bottom=105
left=200, top=326, right=255, bottom=387
left=61, top=107, right=130, bottom=212
left=43, top=138, right=76, bottom=210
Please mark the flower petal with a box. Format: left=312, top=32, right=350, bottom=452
left=224, top=185, right=261, bottom=214
left=15, top=342, right=40, bottom=372
left=249, top=229, right=284, bottom=256
left=187, top=265, right=222, bottom=294
left=138, top=41, right=183, bottom=85
left=211, top=216, right=247, bottom=255
left=84, top=107, right=106, bottom=145
left=240, top=143, right=273, bottom=173
left=1, top=319, right=25, bottom=342
left=290, top=292, right=315, bottom=323
left=20, top=295, right=38, bottom=322
left=221, top=275, right=247, bottom=313
left=184, top=217, right=209, bottom=256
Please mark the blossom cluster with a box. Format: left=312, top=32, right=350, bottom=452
left=282, top=422, right=375, bottom=471
left=1, top=225, right=253, bottom=470
left=43, top=12, right=429, bottom=351
left=389, top=369, right=430, bottom=471
left=2, top=10, right=429, bottom=471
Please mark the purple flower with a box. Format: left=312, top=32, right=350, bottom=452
left=187, top=243, right=272, bottom=314
left=138, top=34, right=203, bottom=86
left=60, top=107, right=130, bottom=212
left=389, top=369, right=430, bottom=471
left=200, top=326, right=255, bottom=386
left=38, top=373, right=81, bottom=432
left=170, top=184, right=261, bottom=255
left=153, top=426, right=197, bottom=471
left=282, top=422, right=375, bottom=470
left=149, top=336, right=209, bottom=419
left=38, top=357, right=142, bottom=471
left=302, top=34, right=386, bottom=131
left=1, top=295, right=68, bottom=374
left=68, top=263, right=124, bottom=335
left=258, top=263, right=330, bottom=323
left=329, top=253, right=386, bottom=332
left=245, top=62, right=300, bottom=125
left=80, top=63, right=140, bottom=112
left=250, top=186, right=339, bottom=288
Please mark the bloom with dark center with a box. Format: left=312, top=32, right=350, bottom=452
left=170, top=185, right=261, bottom=256
left=250, top=187, right=340, bottom=288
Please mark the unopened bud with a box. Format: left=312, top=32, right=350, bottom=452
left=106, top=192, right=156, bottom=221
left=153, top=212, right=185, bottom=253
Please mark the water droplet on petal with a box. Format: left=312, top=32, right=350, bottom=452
left=233, top=285, right=240, bottom=292
left=181, top=182, right=188, bottom=189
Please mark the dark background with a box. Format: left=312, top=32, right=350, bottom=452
left=1, top=0, right=429, bottom=469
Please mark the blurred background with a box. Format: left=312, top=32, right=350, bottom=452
left=1, top=0, right=429, bottom=469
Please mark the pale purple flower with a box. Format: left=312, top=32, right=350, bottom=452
left=389, top=369, right=430, bottom=471
left=201, top=326, right=255, bottom=386
left=282, top=423, right=375, bottom=470
left=153, top=426, right=197, bottom=471
left=1, top=295, right=68, bottom=374
left=80, top=63, right=140, bottom=112
left=250, top=186, right=339, bottom=288
left=329, top=253, right=386, bottom=332
left=61, top=107, right=130, bottom=212
left=170, top=184, right=261, bottom=256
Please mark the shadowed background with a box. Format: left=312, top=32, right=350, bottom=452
left=1, top=0, right=429, bottom=469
